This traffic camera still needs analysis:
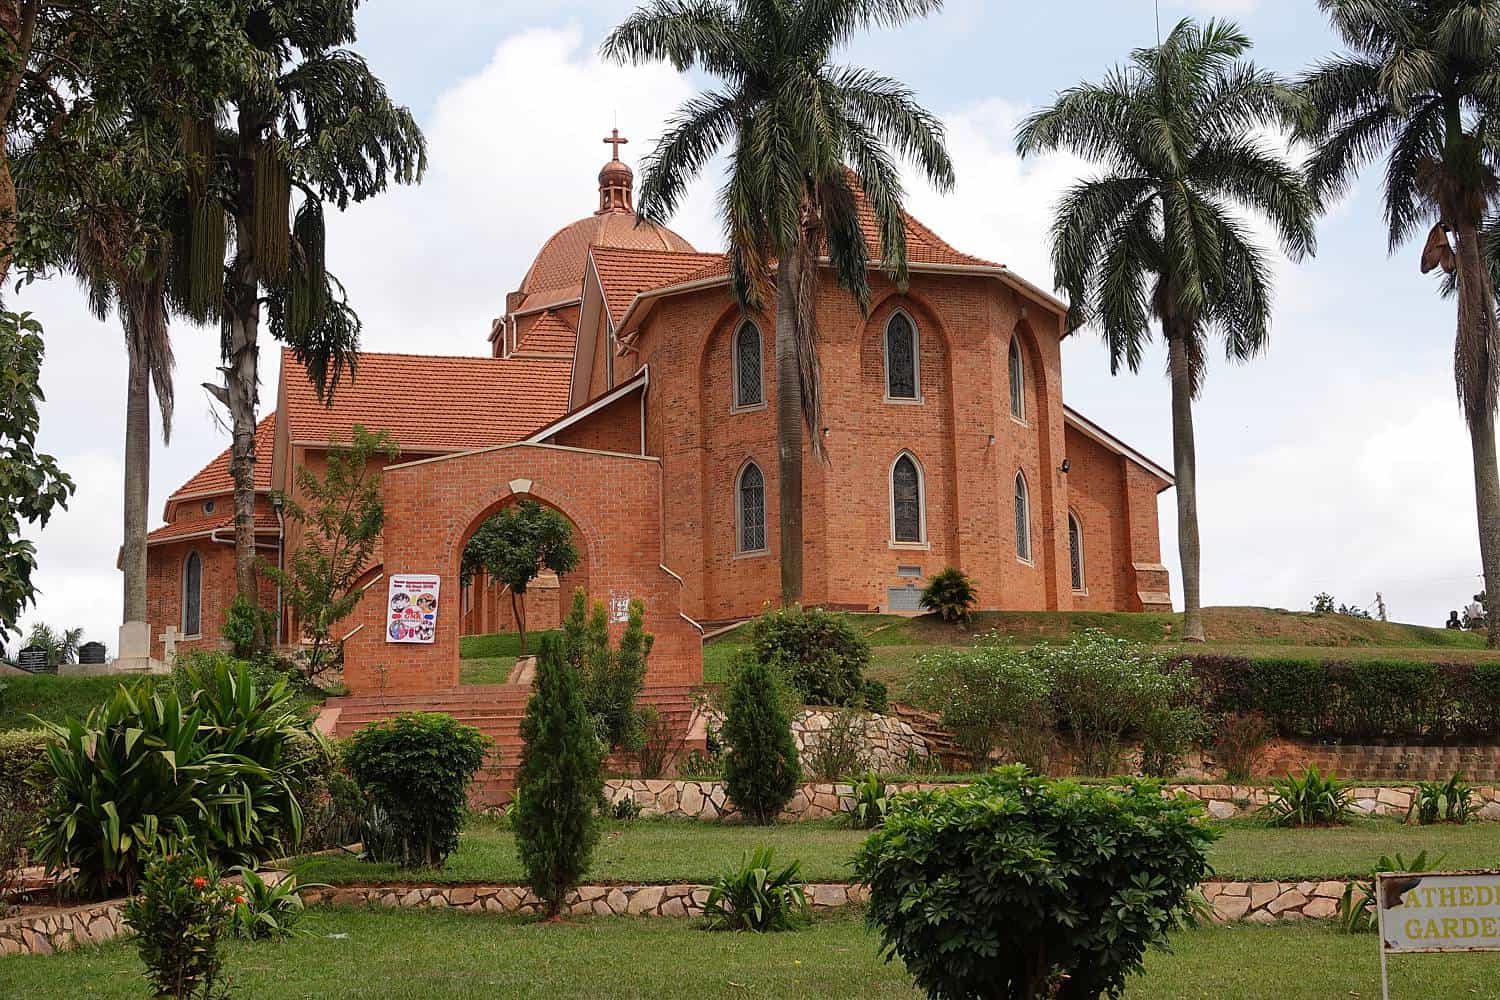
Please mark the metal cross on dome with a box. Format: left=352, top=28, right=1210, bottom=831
left=603, top=128, right=628, bottom=160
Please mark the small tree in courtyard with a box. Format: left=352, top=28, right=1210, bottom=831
left=512, top=633, right=603, bottom=920
left=721, top=654, right=800, bottom=825
left=561, top=588, right=654, bottom=751
left=855, top=768, right=1215, bottom=1000
left=263, top=425, right=397, bottom=680
left=462, top=500, right=578, bottom=655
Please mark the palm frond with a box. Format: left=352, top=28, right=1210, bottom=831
left=637, top=89, right=744, bottom=225
left=1188, top=138, right=1317, bottom=260
left=600, top=0, right=746, bottom=76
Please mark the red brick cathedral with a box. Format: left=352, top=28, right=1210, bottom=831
left=145, top=133, right=1172, bottom=690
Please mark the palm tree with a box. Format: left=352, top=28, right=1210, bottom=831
left=1016, top=19, right=1315, bottom=641
left=602, top=0, right=954, bottom=604
left=169, top=0, right=426, bottom=630
left=1299, top=0, right=1500, bottom=648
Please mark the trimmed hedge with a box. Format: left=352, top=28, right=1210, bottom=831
left=1187, top=655, right=1500, bottom=741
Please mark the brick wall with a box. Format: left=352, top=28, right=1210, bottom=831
left=145, top=526, right=278, bottom=657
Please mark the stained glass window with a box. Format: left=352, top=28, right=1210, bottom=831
left=735, top=322, right=762, bottom=407
left=739, top=462, right=766, bottom=552
left=1009, top=338, right=1025, bottom=419
left=1015, top=473, right=1031, bottom=561
left=1069, top=512, right=1084, bottom=590
left=893, top=454, right=922, bottom=542
left=886, top=314, right=917, bottom=399
left=183, top=551, right=202, bottom=635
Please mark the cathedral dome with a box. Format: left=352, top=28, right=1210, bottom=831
left=515, top=129, right=696, bottom=302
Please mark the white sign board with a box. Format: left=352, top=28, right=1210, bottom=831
left=1378, top=871, right=1500, bottom=953
left=385, top=574, right=441, bottom=644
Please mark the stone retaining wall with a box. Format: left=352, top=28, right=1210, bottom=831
left=603, top=779, right=1500, bottom=822
left=0, top=898, right=125, bottom=957
left=1202, top=880, right=1352, bottom=923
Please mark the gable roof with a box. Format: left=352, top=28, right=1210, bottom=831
left=515, top=310, right=579, bottom=356
left=1063, top=406, right=1175, bottom=488
left=279, top=348, right=571, bottom=452
left=166, top=414, right=276, bottom=508
left=590, top=247, right=727, bottom=328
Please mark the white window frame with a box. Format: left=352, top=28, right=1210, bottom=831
left=735, top=459, right=768, bottom=556
left=889, top=450, right=930, bottom=548
left=1014, top=471, right=1033, bottom=565
left=182, top=549, right=203, bottom=637
left=1068, top=509, right=1086, bottom=593
left=883, top=310, right=923, bottom=404
left=1008, top=336, right=1027, bottom=424
left=731, top=321, right=766, bottom=413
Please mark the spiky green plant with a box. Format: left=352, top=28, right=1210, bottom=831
left=1016, top=18, right=1316, bottom=642
left=602, top=0, right=954, bottom=604
left=1261, top=765, right=1353, bottom=827
left=703, top=846, right=809, bottom=932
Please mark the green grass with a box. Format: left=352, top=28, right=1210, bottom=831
left=0, top=673, right=149, bottom=731
left=290, top=814, right=1498, bottom=888
left=457, top=630, right=560, bottom=685
left=6, top=906, right=1500, bottom=998
left=458, top=659, right=516, bottom=685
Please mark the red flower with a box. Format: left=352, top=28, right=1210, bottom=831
left=192, top=877, right=208, bottom=888
left=234, top=895, right=246, bottom=905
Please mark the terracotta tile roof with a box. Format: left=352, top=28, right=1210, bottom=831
left=170, top=414, right=276, bottom=500
left=280, top=348, right=571, bottom=452
left=147, top=505, right=279, bottom=545
left=590, top=247, right=729, bottom=326
left=516, top=310, right=578, bottom=356
left=519, top=211, right=696, bottom=298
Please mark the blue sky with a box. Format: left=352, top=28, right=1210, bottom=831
left=14, top=0, right=1487, bottom=648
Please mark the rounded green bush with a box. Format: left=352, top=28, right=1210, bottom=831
left=748, top=605, right=871, bottom=707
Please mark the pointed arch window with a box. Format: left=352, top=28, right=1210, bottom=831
left=737, top=461, right=767, bottom=553
left=891, top=453, right=925, bottom=544
left=734, top=321, right=763, bottom=409
left=1008, top=337, right=1025, bottom=421
left=182, top=551, right=203, bottom=636
left=885, top=312, right=918, bottom=400
left=1014, top=472, right=1032, bottom=562
left=1068, top=511, right=1085, bottom=591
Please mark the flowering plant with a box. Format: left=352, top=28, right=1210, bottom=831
left=122, top=847, right=235, bottom=999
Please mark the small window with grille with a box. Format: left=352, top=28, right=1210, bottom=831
left=737, top=462, right=766, bottom=553
left=734, top=322, right=763, bottom=409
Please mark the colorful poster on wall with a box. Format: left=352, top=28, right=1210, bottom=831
left=386, top=574, right=441, bottom=644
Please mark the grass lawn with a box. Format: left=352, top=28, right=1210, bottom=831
left=457, top=631, right=559, bottom=685
left=6, top=906, right=1500, bottom=998
left=0, top=673, right=152, bottom=731
left=289, top=815, right=1498, bottom=888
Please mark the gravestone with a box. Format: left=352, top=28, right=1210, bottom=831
left=17, top=645, right=50, bottom=674
left=77, top=641, right=107, bottom=664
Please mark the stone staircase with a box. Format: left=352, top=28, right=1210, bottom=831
left=327, top=683, right=704, bottom=806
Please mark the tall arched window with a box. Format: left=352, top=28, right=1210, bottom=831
left=1068, top=511, right=1085, bottom=591
left=1008, top=337, right=1025, bottom=420
left=734, top=321, right=763, bottom=408
left=885, top=312, right=918, bottom=400
left=182, top=551, right=203, bottom=636
left=737, top=461, right=766, bottom=553
left=1014, top=472, right=1032, bottom=562
left=891, top=453, right=925, bottom=543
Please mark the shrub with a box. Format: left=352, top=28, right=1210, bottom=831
left=221, top=593, right=275, bottom=659
left=1261, top=766, right=1353, bottom=827
left=513, top=633, right=604, bottom=919
left=294, top=732, right=364, bottom=851
left=231, top=868, right=321, bottom=941
left=859, top=678, right=889, bottom=713
left=1036, top=631, right=1195, bottom=776
left=919, top=567, right=978, bottom=624
left=1212, top=712, right=1273, bottom=782
left=1138, top=702, right=1206, bottom=779
left=800, top=707, right=870, bottom=781
left=632, top=704, right=675, bottom=779
left=563, top=588, right=654, bottom=752
left=849, top=772, right=891, bottom=829
left=0, top=728, right=49, bottom=908
left=721, top=655, right=800, bottom=824
left=748, top=605, right=871, bottom=707
left=609, top=796, right=642, bottom=821
left=344, top=712, right=490, bottom=869
left=122, top=848, right=237, bottom=1000
left=36, top=662, right=308, bottom=897
left=856, top=767, right=1214, bottom=1000
left=905, top=643, right=1052, bottom=771
left=702, top=846, right=808, bottom=932
left=1408, top=773, right=1475, bottom=825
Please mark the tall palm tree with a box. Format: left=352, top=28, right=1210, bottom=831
left=602, top=0, right=954, bottom=604
left=1016, top=19, right=1315, bottom=642
left=1299, top=0, right=1500, bottom=648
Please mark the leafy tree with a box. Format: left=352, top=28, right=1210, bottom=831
left=854, top=768, right=1216, bottom=1000
left=262, top=425, right=397, bottom=680
left=721, top=654, right=800, bottom=825
left=462, top=500, right=579, bottom=655
left=603, top=0, right=954, bottom=604
left=512, top=632, right=603, bottom=920
left=166, top=1, right=426, bottom=623
left=919, top=567, right=978, bottom=624
left=25, top=621, right=83, bottom=667
left=1298, top=1, right=1500, bottom=648
left=0, top=312, right=73, bottom=638
left=560, top=588, right=655, bottom=751
left=1016, top=19, right=1316, bottom=642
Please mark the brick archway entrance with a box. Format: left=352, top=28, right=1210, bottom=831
left=341, top=443, right=702, bottom=696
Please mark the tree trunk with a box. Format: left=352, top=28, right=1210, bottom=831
left=122, top=337, right=150, bottom=623
left=227, top=110, right=264, bottom=636
left=513, top=588, right=528, bottom=657
left=0, top=145, right=15, bottom=284
left=1452, top=216, right=1500, bottom=648
left=1166, top=328, right=1205, bottom=642
left=774, top=259, right=804, bottom=605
